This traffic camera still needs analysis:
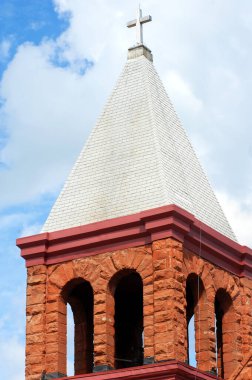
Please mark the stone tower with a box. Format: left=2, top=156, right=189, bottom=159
left=17, top=9, right=252, bottom=380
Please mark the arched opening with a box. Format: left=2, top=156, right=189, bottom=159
left=62, top=279, right=94, bottom=375
left=215, top=289, right=233, bottom=379
left=110, top=270, right=143, bottom=369
left=186, top=274, right=204, bottom=367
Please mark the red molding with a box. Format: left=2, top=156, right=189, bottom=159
left=17, top=204, right=252, bottom=279
left=59, top=361, right=217, bottom=380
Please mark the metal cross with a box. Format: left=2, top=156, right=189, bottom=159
left=127, top=6, right=152, bottom=45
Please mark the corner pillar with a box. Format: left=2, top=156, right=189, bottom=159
left=93, top=288, right=114, bottom=372
left=153, top=238, right=187, bottom=363
left=25, top=265, right=47, bottom=380
left=44, top=282, right=67, bottom=378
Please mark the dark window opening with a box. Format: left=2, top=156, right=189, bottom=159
left=114, top=271, right=143, bottom=369
left=186, top=274, right=204, bottom=367
left=63, top=279, right=94, bottom=375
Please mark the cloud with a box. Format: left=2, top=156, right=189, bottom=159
left=0, top=0, right=134, bottom=208
left=217, top=191, right=252, bottom=246
left=0, top=209, right=42, bottom=237
left=0, top=38, right=12, bottom=62
left=0, top=338, right=24, bottom=380
left=20, top=222, right=43, bottom=237
left=0, top=0, right=251, bottom=233
left=0, top=40, right=96, bottom=206
left=30, top=21, right=46, bottom=31
left=0, top=286, right=25, bottom=380
left=164, top=70, right=203, bottom=113
left=0, top=3, right=251, bottom=378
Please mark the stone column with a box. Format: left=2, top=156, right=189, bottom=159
left=45, top=262, right=72, bottom=379
left=26, top=265, right=47, bottom=380
left=221, top=305, right=241, bottom=378
left=240, top=278, right=252, bottom=357
left=152, top=238, right=187, bottom=363
left=141, top=255, right=155, bottom=364
left=195, top=294, right=216, bottom=372
left=93, top=255, right=114, bottom=372
left=45, top=293, right=67, bottom=378
left=93, top=289, right=113, bottom=372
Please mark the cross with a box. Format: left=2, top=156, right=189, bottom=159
left=127, top=6, right=152, bottom=46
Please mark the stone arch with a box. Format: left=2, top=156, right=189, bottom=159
left=211, top=269, right=242, bottom=378
left=182, top=250, right=206, bottom=280
left=108, top=269, right=144, bottom=369
left=212, top=269, right=240, bottom=310
left=43, top=250, right=154, bottom=375
left=102, top=247, right=153, bottom=369
left=61, top=278, right=94, bottom=375
left=45, top=261, right=95, bottom=377
left=183, top=256, right=242, bottom=378
left=45, top=262, right=75, bottom=376
left=185, top=272, right=215, bottom=372
left=182, top=253, right=217, bottom=372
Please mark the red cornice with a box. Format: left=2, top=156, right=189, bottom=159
left=17, top=204, right=252, bottom=279
left=59, top=361, right=218, bottom=380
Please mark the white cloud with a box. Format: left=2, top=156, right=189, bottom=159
left=30, top=21, right=46, bottom=31
left=0, top=39, right=12, bottom=62
left=0, top=338, right=24, bottom=380
left=164, top=70, right=203, bottom=113
left=0, top=210, right=42, bottom=235
left=0, top=3, right=251, bottom=378
left=0, top=0, right=251, bottom=235
left=20, top=222, right=43, bottom=237
left=0, top=41, right=97, bottom=205
left=0, top=287, right=25, bottom=379
left=217, top=191, right=252, bottom=246
left=0, top=1, right=129, bottom=208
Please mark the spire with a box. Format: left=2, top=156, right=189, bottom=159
left=42, top=18, right=236, bottom=242
left=127, top=6, right=152, bottom=46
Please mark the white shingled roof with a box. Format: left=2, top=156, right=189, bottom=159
left=42, top=45, right=236, bottom=241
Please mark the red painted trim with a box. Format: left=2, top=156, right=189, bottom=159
left=17, top=204, right=252, bottom=279
left=59, top=361, right=217, bottom=380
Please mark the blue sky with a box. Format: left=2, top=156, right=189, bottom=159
left=0, top=1, right=252, bottom=378
left=0, top=1, right=69, bottom=378
left=0, top=0, right=68, bottom=77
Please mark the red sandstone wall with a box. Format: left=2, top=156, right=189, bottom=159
left=229, top=352, right=252, bottom=380
left=25, top=238, right=252, bottom=380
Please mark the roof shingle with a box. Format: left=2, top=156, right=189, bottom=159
left=42, top=45, right=236, bottom=241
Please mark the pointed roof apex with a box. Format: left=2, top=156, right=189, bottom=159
left=127, top=44, right=153, bottom=61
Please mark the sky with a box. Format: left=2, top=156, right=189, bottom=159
left=0, top=0, right=252, bottom=378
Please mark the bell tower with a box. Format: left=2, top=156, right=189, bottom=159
left=17, top=8, right=252, bottom=380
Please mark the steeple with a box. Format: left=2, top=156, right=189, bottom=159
left=18, top=10, right=252, bottom=380
left=42, top=19, right=236, bottom=241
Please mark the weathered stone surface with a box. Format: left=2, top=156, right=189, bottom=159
left=24, top=238, right=252, bottom=379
